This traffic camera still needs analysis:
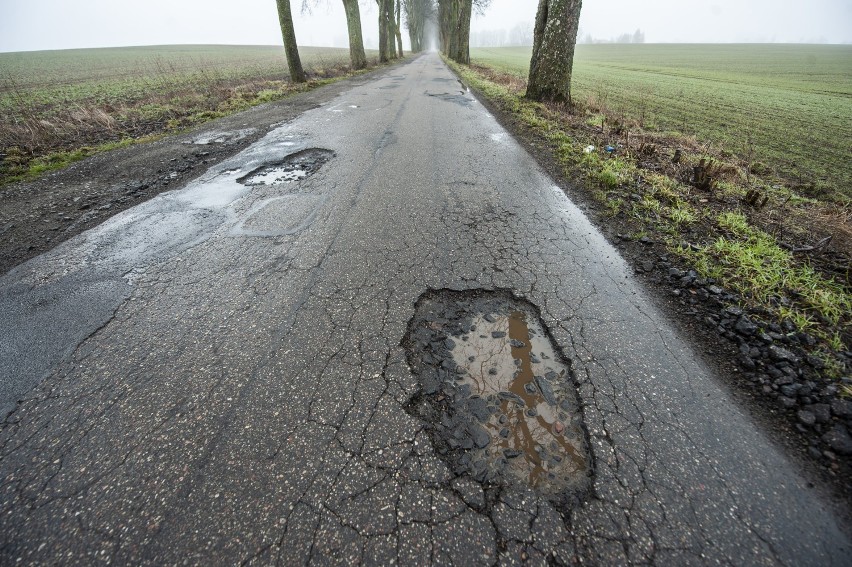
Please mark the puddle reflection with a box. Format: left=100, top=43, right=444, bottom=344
left=404, top=291, right=592, bottom=504
left=452, top=311, right=587, bottom=492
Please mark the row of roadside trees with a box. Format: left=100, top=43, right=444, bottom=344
left=275, top=0, right=583, bottom=103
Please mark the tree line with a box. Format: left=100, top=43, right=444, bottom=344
left=275, top=0, right=583, bottom=102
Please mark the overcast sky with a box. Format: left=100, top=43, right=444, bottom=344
left=1, top=0, right=850, bottom=53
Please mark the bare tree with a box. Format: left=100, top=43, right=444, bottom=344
left=526, top=0, right=582, bottom=103
left=302, top=1, right=367, bottom=70
left=403, top=0, right=436, bottom=52
left=387, top=0, right=399, bottom=58
left=341, top=0, right=368, bottom=69
left=377, top=0, right=390, bottom=61
left=276, top=0, right=307, bottom=83
left=509, top=22, right=534, bottom=46
left=377, top=0, right=400, bottom=61
left=438, top=0, right=489, bottom=64
left=396, top=0, right=404, bottom=57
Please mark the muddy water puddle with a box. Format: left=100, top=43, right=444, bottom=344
left=404, top=290, right=591, bottom=506
left=238, top=148, right=334, bottom=186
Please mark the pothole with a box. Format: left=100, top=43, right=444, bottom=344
left=237, top=148, right=334, bottom=186
left=425, top=92, right=472, bottom=106
left=404, top=290, right=592, bottom=509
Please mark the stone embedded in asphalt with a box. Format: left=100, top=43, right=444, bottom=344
left=798, top=410, right=817, bottom=427
left=498, top=392, right=525, bottom=406
left=822, top=426, right=852, bottom=455
left=471, top=425, right=491, bottom=449
left=773, top=374, right=795, bottom=386
left=535, top=375, right=558, bottom=406
left=735, top=316, right=758, bottom=336
left=831, top=399, right=852, bottom=418
left=780, top=384, right=799, bottom=398
left=738, top=354, right=756, bottom=370
left=724, top=306, right=744, bottom=318
left=811, top=403, right=832, bottom=424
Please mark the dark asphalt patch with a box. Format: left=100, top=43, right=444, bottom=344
left=425, top=92, right=472, bottom=106
left=403, top=289, right=593, bottom=510
left=237, top=148, right=334, bottom=186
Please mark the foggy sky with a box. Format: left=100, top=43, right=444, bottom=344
left=1, top=0, right=850, bottom=53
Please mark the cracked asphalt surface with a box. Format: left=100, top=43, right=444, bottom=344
left=1, top=53, right=849, bottom=565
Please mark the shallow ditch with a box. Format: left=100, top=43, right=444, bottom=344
left=237, top=148, right=334, bottom=186
left=403, top=289, right=592, bottom=509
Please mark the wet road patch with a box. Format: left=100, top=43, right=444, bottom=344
left=425, top=92, right=472, bottom=106
left=184, top=128, right=257, bottom=145
left=404, top=290, right=592, bottom=509
left=232, top=194, right=326, bottom=238
left=238, top=148, right=334, bottom=186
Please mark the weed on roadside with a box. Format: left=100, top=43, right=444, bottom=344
left=447, top=58, right=851, bottom=381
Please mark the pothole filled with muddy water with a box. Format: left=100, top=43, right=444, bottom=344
left=404, top=290, right=592, bottom=508
left=238, top=148, right=334, bottom=186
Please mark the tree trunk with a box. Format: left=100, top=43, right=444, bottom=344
left=438, top=0, right=450, bottom=53
left=396, top=0, right=404, bottom=57
left=275, top=0, right=306, bottom=83
left=403, top=0, right=430, bottom=52
left=341, top=0, right=367, bottom=70
left=378, top=0, right=389, bottom=62
left=453, top=0, right=471, bottom=64
left=386, top=0, right=398, bottom=59
left=407, top=23, right=420, bottom=52
left=526, top=0, right=582, bottom=103
left=447, top=2, right=459, bottom=58
left=438, top=0, right=472, bottom=64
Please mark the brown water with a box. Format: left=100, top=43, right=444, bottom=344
left=451, top=310, right=588, bottom=494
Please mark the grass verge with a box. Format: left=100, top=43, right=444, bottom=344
left=446, top=58, right=851, bottom=381
left=0, top=77, right=340, bottom=185
left=0, top=46, right=386, bottom=186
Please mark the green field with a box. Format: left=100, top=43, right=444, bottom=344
left=0, top=45, right=374, bottom=181
left=0, top=45, right=356, bottom=113
left=471, top=44, right=852, bottom=199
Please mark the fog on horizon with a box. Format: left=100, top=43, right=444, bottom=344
left=1, top=0, right=850, bottom=53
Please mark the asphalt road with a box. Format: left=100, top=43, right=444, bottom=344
left=1, top=53, right=849, bottom=565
